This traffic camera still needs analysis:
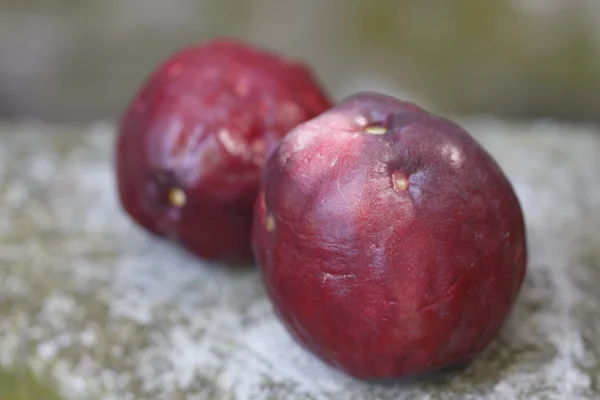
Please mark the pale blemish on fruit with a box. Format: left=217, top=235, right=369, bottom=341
left=280, top=102, right=303, bottom=125
left=266, top=214, right=276, bottom=232
left=259, top=192, right=267, bottom=212
left=365, top=125, right=387, bottom=135
left=168, top=64, right=183, bottom=78
left=392, top=172, right=409, bottom=192
left=322, top=272, right=356, bottom=284
left=251, top=139, right=266, bottom=155
left=235, top=79, right=251, bottom=96
left=168, top=187, right=187, bottom=207
left=441, top=143, right=464, bottom=167
left=218, top=128, right=247, bottom=156
left=354, top=116, right=368, bottom=127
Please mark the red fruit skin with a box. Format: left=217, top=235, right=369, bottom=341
left=116, top=38, right=332, bottom=262
left=252, top=92, right=527, bottom=379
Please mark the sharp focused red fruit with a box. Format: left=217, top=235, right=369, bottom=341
left=252, top=92, right=527, bottom=379
left=116, top=38, right=332, bottom=262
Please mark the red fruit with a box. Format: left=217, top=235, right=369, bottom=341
left=253, top=92, right=527, bottom=379
left=116, top=38, right=332, bottom=262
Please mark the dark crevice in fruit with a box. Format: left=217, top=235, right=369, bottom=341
left=145, top=169, right=187, bottom=211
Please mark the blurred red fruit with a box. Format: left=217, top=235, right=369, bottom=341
left=116, top=38, right=332, bottom=262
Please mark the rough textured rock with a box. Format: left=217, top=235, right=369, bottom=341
left=0, top=119, right=599, bottom=399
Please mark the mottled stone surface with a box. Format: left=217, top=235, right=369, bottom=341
left=0, top=119, right=599, bottom=399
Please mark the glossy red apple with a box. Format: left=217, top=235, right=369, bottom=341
left=116, top=38, right=332, bottom=262
left=252, top=92, right=527, bottom=379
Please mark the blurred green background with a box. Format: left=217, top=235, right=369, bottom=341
left=1, top=0, right=599, bottom=124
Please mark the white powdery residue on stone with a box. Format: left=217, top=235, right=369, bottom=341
left=137, top=325, right=226, bottom=394
left=3, top=179, right=29, bottom=208
left=0, top=217, right=11, bottom=238
left=2, top=120, right=600, bottom=399
left=107, top=291, right=153, bottom=326
left=514, top=148, right=591, bottom=397
left=514, top=201, right=587, bottom=396
left=539, top=237, right=591, bottom=397
left=166, top=326, right=223, bottom=385
left=481, top=132, right=583, bottom=380
left=108, top=242, right=215, bottom=324
left=78, top=328, right=98, bottom=347
left=106, top=240, right=264, bottom=395
left=27, top=153, right=58, bottom=183
left=99, top=369, right=134, bottom=400
left=493, top=381, right=518, bottom=399
left=217, top=318, right=351, bottom=400
left=69, top=163, right=126, bottom=233
left=50, top=359, right=101, bottom=400
left=37, top=340, right=61, bottom=361
left=0, top=319, right=23, bottom=366
left=42, top=341, right=131, bottom=399
left=0, top=163, right=55, bottom=231
left=37, top=333, right=74, bottom=358
left=40, top=293, right=79, bottom=329
left=510, top=182, right=550, bottom=230
left=47, top=167, right=118, bottom=234
left=1, top=273, right=30, bottom=295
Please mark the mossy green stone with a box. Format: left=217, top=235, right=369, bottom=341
left=0, top=367, right=62, bottom=400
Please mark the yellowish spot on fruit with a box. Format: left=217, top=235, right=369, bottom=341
left=168, top=187, right=187, bottom=207
left=266, top=214, right=276, bottom=232
left=392, top=173, right=409, bottom=192
left=365, top=125, right=387, bottom=135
